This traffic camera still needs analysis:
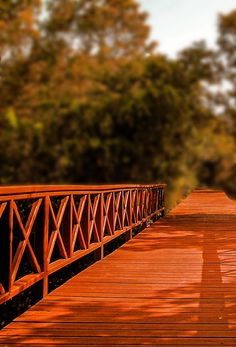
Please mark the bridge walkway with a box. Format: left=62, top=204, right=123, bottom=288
left=1, top=190, right=236, bottom=346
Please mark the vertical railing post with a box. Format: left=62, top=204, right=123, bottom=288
left=0, top=203, right=10, bottom=294
left=155, top=188, right=159, bottom=213
left=133, top=189, right=138, bottom=224
left=147, top=188, right=151, bottom=217
left=128, top=189, right=133, bottom=239
left=108, top=193, right=115, bottom=234
left=43, top=195, right=49, bottom=297
left=152, top=188, right=156, bottom=214
left=161, top=187, right=165, bottom=216
left=141, top=189, right=145, bottom=220
left=148, top=188, right=152, bottom=216
left=94, top=193, right=104, bottom=260
left=119, top=191, right=124, bottom=230
left=124, top=190, right=132, bottom=241
left=8, top=201, right=14, bottom=291
left=158, top=188, right=161, bottom=210
left=153, top=187, right=157, bottom=221
left=97, top=193, right=104, bottom=242
left=156, top=187, right=160, bottom=220
left=69, top=194, right=73, bottom=256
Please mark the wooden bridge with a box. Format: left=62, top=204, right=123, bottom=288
left=1, top=185, right=236, bottom=346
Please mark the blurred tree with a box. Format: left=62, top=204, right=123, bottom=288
left=199, top=9, right=236, bottom=196
left=218, top=10, right=236, bottom=71
left=44, top=0, right=156, bottom=60
left=0, top=0, right=42, bottom=124
left=1, top=0, right=236, bottom=209
left=0, top=0, right=157, bottom=184
left=0, top=0, right=41, bottom=61
left=172, top=15, right=236, bottom=198
left=218, top=10, right=236, bottom=128
left=63, top=53, right=218, bottom=200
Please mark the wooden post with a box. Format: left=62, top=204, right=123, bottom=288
left=43, top=196, right=49, bottom=297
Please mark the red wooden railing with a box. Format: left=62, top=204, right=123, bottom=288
left=0, top=184, right=165, bottom=304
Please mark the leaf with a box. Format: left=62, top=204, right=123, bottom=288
left=6, top=107, right=18, bottom=129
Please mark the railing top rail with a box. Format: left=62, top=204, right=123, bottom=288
left=0, top=183, right=166, bottom=196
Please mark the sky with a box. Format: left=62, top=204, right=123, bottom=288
left=139, top=0, right=236, bottom=57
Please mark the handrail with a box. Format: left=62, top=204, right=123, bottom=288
left=0, top=183, right=165, bottom=304
left=0, top=184, right=165, bottom=196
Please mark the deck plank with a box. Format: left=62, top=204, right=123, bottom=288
left=1, top=189, right=236, bottom=346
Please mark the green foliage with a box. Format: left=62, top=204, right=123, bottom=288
left=1, top=1, right=236, bottom=208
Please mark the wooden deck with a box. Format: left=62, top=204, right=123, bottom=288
left=1, top=189, right=236, bottom=346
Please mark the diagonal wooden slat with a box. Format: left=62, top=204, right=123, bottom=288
left=114, top=192, right=122, bottom=230
left=56, top=196, right=69, bottom=228
left=47, top=230, right=58, bottom=263
left=122, top=191, right=130, bottom=227
left=10, top=200, right=42, bottom=285
left=0, top=284, right=5, bottom=295
left=0, top=203, right=7, bottom=219
left=88, top=195, right=100, bottom=245
left=102, top=193, right=113, bottom=237
left=71, top=196, right=87, bottom=251
left=25, top=199, right=43, bottom=233
left=47, top=199, right=68, bottom=263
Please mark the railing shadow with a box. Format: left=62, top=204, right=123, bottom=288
left=1, top=211, right=236, bottom=344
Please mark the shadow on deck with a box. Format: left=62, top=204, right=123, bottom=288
left=1, top=190, right=236, bottom=346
